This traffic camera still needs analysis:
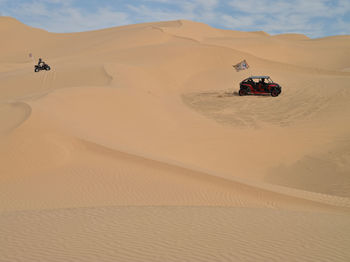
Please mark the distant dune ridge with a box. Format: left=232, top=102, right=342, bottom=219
left=1, top=16, right=350, bottom=261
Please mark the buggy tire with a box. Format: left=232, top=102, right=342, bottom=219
left=271, top=89, right=279, bottom=97
left=45, top=66, right=51, bottom=71
left=34, top=67, right=40, bottom=72
left=239, top=89, right=247, bottom=96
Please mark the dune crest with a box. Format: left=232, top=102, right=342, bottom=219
left=272, top=33, right=310, bottom=39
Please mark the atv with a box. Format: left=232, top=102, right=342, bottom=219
left=239, top=76, right=282, bottom=97
left=34, top=63, right=51, bottom=72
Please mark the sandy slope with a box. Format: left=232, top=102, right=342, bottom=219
left=2, top=207, right=350, bottom=262
left=1, top=17, right=350, bottom=261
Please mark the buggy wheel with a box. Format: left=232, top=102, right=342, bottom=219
left=271, top=89, right=279, bottom=97
left=239, top=89, right=247, bottom=96
left=45, top=66, right=51, bottom=71
left=34, top=67, right=39, bottom=72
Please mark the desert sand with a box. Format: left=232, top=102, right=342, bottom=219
left=1, top=16, right=350, bottom=261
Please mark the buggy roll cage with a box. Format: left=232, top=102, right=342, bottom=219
left=242, top=76, right=274, bottom=83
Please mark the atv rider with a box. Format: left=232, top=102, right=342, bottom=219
left=259, top=78, right=267, bottom=91
left=37, top=58, right=45, bottom=67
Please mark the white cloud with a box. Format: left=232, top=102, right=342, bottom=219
left=127, top=4, right=195, bottom=21
left=127, top=0, right=220, bottom=25
left=228, top=0, right=347, bottom=17
left=16, top=2, right=51, bottom=16
left=0, top=0, right=349, bottom=37
left=195, top=0, right=218, bottom=10
left=40, top=8, right=129, bottom=32
left=2, top=0, right=130, bottom=32
left=224, top=0, right=350, bottom=37
left=221, top=14, right=256, bottom=28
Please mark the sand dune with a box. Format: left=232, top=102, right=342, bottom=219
left=2, top=207, right=350, bottom=262
left=0, top=102, right=31, bottom=133
left=1, top=17, right=350, bottom=261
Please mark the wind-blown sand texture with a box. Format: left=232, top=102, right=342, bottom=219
left=1, top=17, right=350, bottom=261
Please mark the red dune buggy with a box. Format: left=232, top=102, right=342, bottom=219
left=239, top=76, right=282, bottom=97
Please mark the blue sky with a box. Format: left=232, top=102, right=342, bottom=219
left=0, top=0, right=349, bottom=38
